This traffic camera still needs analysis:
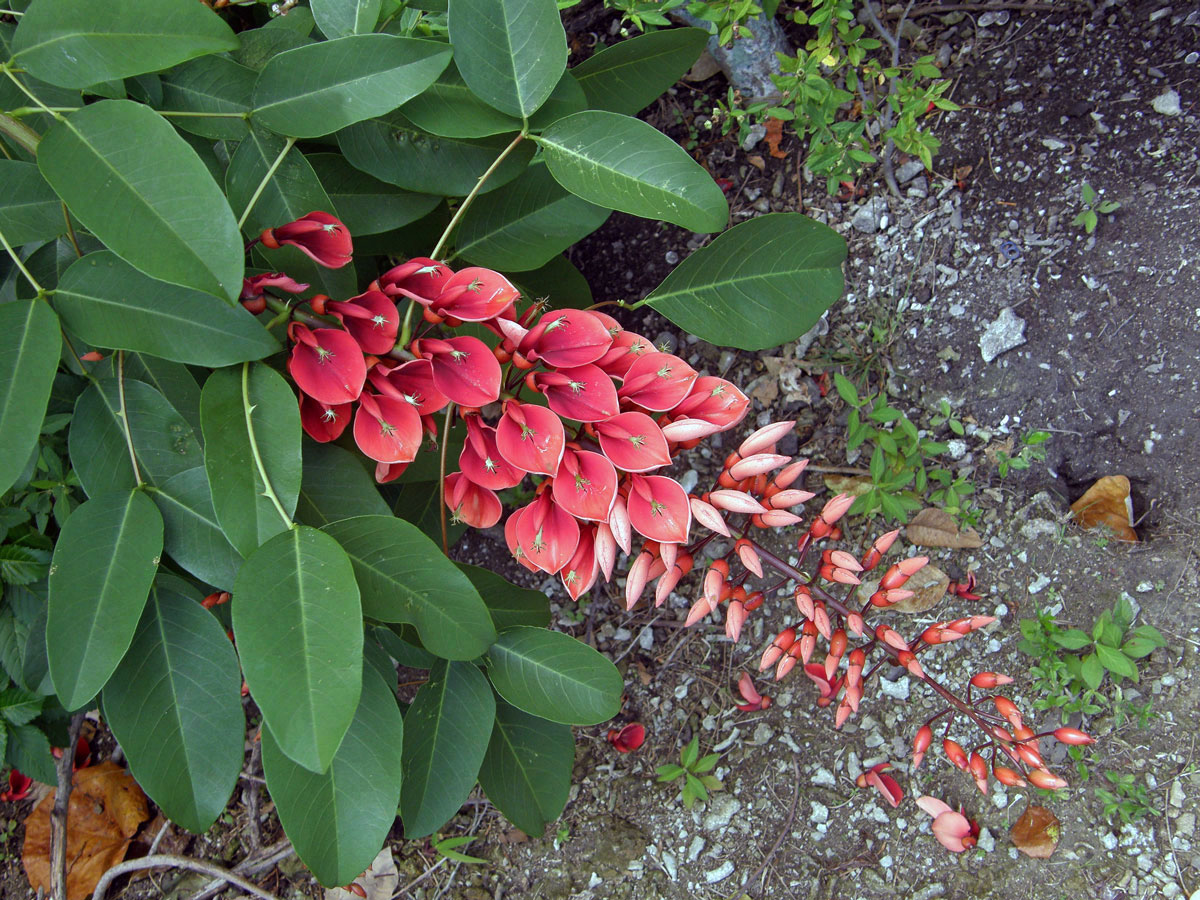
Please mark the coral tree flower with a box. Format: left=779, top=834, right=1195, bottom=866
left=287, top=323, right=366, bottom=405
left=1, top=769, right=33, bottom=801
left=607, top=723, right=646, bottom=753
left=856, top=762, right=903, bottom=808
left=260, top=211, right=353, bottom=268
left=916, top=796, right=978, bottom=852
left=298, top=393, right=351, bottom=443
left=326, top=290, right=400, bottom=355
left=240, top=272, right=309, bottom=301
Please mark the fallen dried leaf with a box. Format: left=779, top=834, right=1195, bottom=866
left=764, top=117, right=787, bottom=159
left=746, top=154, right=766, bottom=171
left=635, top=660, right=652, bottom=686
left=822, top=474, right=873, bottom=497
left=907, top=508, right=983, bottom=548
left=1011, top=805, right=1060, bottom=858
left=323, top=847, right=398, bottom=900
left=23, top=761, right=150, bottom=900
left=859, top=565, right=950, bottom=614
left=1070, top=475, right=1137, bottom=542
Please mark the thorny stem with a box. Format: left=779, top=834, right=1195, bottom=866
left=241, top=362, right=295, bottom=530
left=236, top=137, right=296, bottom=231
left=116, top=352, right=145, bottom=486
left=50, top=712, right=85, bottom=900
left=431, top=131, right=526, bottom=260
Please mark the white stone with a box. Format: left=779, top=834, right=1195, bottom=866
left=811, top=801, right=829, bottom=824
left=1152, top=89, right=1183, bottom=116
left=704, top=861, right=734, bottom=884
left=812, top=767, right=837, bottom=787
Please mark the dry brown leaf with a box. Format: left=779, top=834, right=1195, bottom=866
left=822, top=474, right=873, bottom=497
left=1070, top=475, right=1137, bottom=542
left=906, top=508, right=983, bottom=548
left=324, top=847, right=398, bottom=900
left=858, top=565, right=950, bottom=614
left=1011, top=805, right=1061, bottom=858
left=23, top=761, right=150, bottom=900
left=746, top=154, right=766, bottom=171
left=635, top=660, right=652, bottom=686
left=764, top=117, right=787, bottom=159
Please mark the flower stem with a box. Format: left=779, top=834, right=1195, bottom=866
left=438, top=403, right=455, bottom=555
left=241, top=362, right=294, bottom=530
left=236, top=137, right=295, bottom=232
left=431, top=131, right=525, bottom=260
left=116, top=351, right=144, bottom=486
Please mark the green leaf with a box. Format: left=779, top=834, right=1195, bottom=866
left=55, top=252, right=279, bottom=366
left=1121, top=636, right=1160, bottom=660
left=322, top=516, right=496, bottom=658
left=4, top=723, right=55, bottom=784
left=477, top=698, right=572, bottom=836
left=680, top=735, right=698, bottom=768
left=296, top=442, right=391, bottom=527
left=337, top=115, right=536, bottom=196
left=1051, top=628, right=1093, bottom=651
left=641, top=213, right=846, bottom=350
left=0, top=686, right=43, bottom=727
left=397, top=61, right=519, bottom=138
left=233, top=526, right=363, bottom=773
left=510, top=254, right=592, bottom=309
left=11, top=0, right=238, bottom=89
left=1112, top=594, right=1135, bottom=634
left=225, top=127, right=357, bottom=300
left=458, top=564, right=550, bottom=631
left=47, top=490, right=163, bottom=710
left=434, top=835, right=486, bottom=864
left=833, top=372, right=860, bottom=406
left=308, top=152, right=440, bottom=236
left=312, top=0, right=383, bottom=39
left=401, top=659, right=494, bottom=838
left=38, top=100, right=243, bottom=301
left=0, top=160, right=65, bottom=245
left=454, top=161, right=611, bottom=271
left=120, top=353, right=203, bottom=435
left=69, top=378, right=203, bottom=497
left=157, top=54, right=255, bottom=141
left=1095, top=642, right=1139, bottom=681
left=570, top=27, right=709, bottom=115
left=448, top=0, right=566, bottom=118
left=150, top=467, right=244, bottom=592
left=201, top=364, right=301, bottom=557
left=233, top=24, right=313, bottom=72
left=537, top=110, right=728, bottom=232
left=0, top=299, right=59, bottom=497
left=485, top=626, right=621, bottom=725
left=262, top=662, right=403, bottom=886
left=251, top=34, right=452, bottom=138
left=0, top=545, right=50, bottom=586
left=102, top=577, right=243, bottom=833
left=656, top=764, right=685, bottom=781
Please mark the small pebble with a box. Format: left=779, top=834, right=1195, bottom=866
left=704, top=860, right=734, bottom=884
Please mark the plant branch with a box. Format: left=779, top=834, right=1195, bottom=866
left=116, top=351, right=145, bottom=486
left=236, top=137, right=295, bottom=232
left=0, top=110, right=40, bottom=155
left=50, top=712, right=86, bottom=900
left=1, top=64, right=64, bottom=122
left=431, top=131, right=525, bottom=259
left=0, top=223, right=43, bottom=293
left=62, top=204, right=82, bottom=257
left=92, top=854, right=283, bottom=900
left=241, top=362, right=294, bottom=530
left=186, top=840, right=295, bottom=900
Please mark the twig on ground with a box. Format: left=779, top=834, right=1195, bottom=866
left=187, top=838, right=295, bottom=900
left=50, top=712, right=85, bottom=900
left=745, top=758, right=801, bottom=897
left=93, top=855, right=283, bottom=900
left=242, top=742, right=263, bottom=849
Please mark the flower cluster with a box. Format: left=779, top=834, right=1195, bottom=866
left=247, top=212, right=761, bottom=599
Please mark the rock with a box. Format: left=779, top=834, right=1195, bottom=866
left=978, top=307, right=1027, bottom=363
left=1152, top=89, right=1182, bottom=116
left=852, top=197, right=889, bottom=234
left=1041, top=137, right=1068, bottom=151
left=811, top=766, right=837, bottom=787
left=704, top=860, right=734, bottom=884
left=741, top=123, right=767, bottom=151
left=672, top=10, right=790, bottom=101
left=896, top=160, right=926, bottom=184
left=810, top=801, right=829, bottom=824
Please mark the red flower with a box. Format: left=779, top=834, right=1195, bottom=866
left=444, top=472, right=502, bottom=528
left=552, top=449, right=618, bottom=522
left=260, top=211, right=352, bottom=269
left=299, top=393, right=352, bottom=443
left=433, top=267, right=520, bottom=323
left=240, top=272, right=310, bottom=301
left=326, top=290, right=400, bottom=355
left=459, top=415, right=524, bottom=491
left=1, top=769, right=33, bottom=801
left=369, top=359, right=448, bottom=417
left=519, top=310, right=613, bottom=368
left=287, top=323, right=366, bottom=405
left=917, top=796, right=978, bottom=852
left=353, top=393, right=422, bottom=464
left=531, top=365, right=620, bottom=422
left=616, top=351, right=697, bottom=412
left=592, top=412, right=671, bottom=473
left=626, top=474, right=691, bottom=544
left=671, top=376, right=750, bottom=430
left=560, top=525, right=600, bottom=600
left=413, top=336, right=502, bottom=408
left=512, top=491, right=580, bottom=575
left=606, top=722, right=646, bottom=753
left=377, top=257, right=449, bottom=304
left=496, top=401, right=566, bottom=476
left=856, top=762, right=903, bottom=808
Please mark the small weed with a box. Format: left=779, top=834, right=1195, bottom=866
left=995, top=430, right=1050, bottom=478
left=1071, top=182, right=1121, bottom=234
left=656, top=736, right=723, bottom=809
left=433, top=835, right=486, bottom=864
left=1095, top=771, right=1160, bottom=825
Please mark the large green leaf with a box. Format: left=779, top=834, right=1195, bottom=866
left=11, top=0, right=238, bottom=89
left=0, top=161, right=64, bottom=245
left=571, top=28, right=709, bottom=115
left=311, top=0, right=382, bottom=39
left=641, top=213, right=846, bottom=351
left=233, top=526, right=363, bottom=773
left=454, top=162, right=610, bottom=271
left=485, top=627, right=621, bottom=725
left=0, top=300, right=59, bottom=496
left=38, top=100, right=243, bottom=301
left=225, top=127, right=356, bottom=300
left=47, top=490, right=163, bottom=711
left=157, top=54, right=255, bottom=141
left=400, top=660, right=494, bottom=838
left=307, top=153, right=440, bottom=236
left=200, top=364, right=301, bottom=557
left=121, top=353, right=202, bottom=434
left=448, top=0, right=566, bottom=118
left=55, top=252, right=279, bottom=366
left=458, top=564, right=550, bottom=631
left=102, top=577, right=243, bottom=833
left=262, top=663, right=402, bottom=886
left=251, top=34, right=452, bottom=138
left=511, top=254, right=592, bottom=309
left=4, top=723, right=55, bottom=784
left=322, top=516, right=496, bottom=659
left=295, top=442, right=390, bottom=526
left=337, top=115, right=535, bottom=197
left=478, top=699, right=573, bottom=835
left=537, top=111, right=727, bottom=232
left=69, top=378, right=203, bottom=497
left=150, top=467, right=244, bottom=592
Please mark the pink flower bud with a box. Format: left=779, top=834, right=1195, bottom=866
left=1052, top=727, right=1095, bottom=746
left=738, top=420, right=795, bottom=456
